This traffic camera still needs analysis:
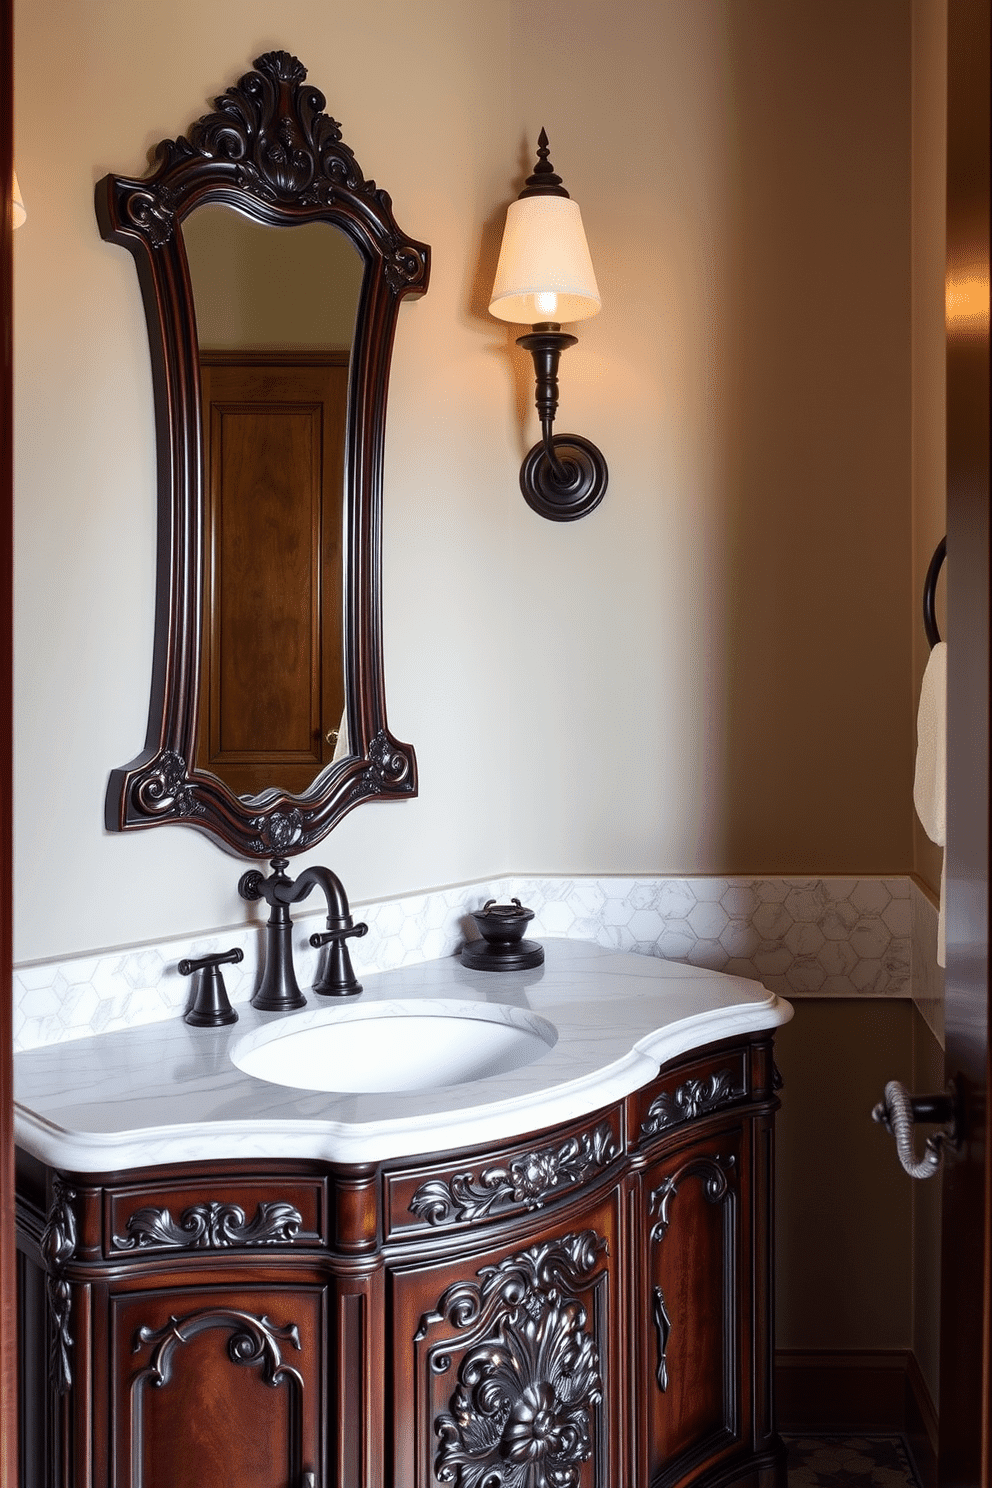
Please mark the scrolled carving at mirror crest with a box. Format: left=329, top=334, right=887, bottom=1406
left=97, top=51, right=430, bottom=858
left=416, top=1232, right=606, bottom=1487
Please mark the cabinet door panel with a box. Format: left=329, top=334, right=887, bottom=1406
left=388, top=1193, right=622, bottom=1488
left=642, top=1125, right=746, bottom=1487
left=111, top=1285, right=327, bottom=1488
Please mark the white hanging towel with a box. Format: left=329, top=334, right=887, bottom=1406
left=913, top=640, right=947, bottom=966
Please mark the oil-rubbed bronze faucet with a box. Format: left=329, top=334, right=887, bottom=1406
left=238, top=858, right=368, bottom=1012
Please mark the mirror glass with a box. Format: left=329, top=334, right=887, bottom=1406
left=182, top=208, right=363, bottom=798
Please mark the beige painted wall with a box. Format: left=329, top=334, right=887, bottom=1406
left=775, top=998, right=943, bottom=1376
left=775, top=1001, right=914, bottom=1351
left=13, top=0, right=916, bottom=963
left=509, top=0, right=914, bottom=881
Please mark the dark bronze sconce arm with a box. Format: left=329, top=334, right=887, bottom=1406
left=515, top=323, right=607, bottom=520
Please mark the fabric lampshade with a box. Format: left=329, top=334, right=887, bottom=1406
left=489, top=194, right=600, bottom=325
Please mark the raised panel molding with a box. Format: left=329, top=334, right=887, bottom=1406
left=128, top=1307, right=307, bottom=1488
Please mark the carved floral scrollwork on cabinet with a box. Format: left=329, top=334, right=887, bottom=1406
left=115, top=1285, right=325, bottom=1488
left=408, top=1122, right=620, bottom=1227
left=40, top=1177, right=76, bottom=1395
left=121, top=1294, right=321, bottom=1488
left=112, top=1200, right=312, bottom=1251
left=648, top=1152, right=736, bottom=1243
left=421, top=1233, right=606, bottom=1488
left=640, top=1067, right=746, bottom=1140
left=131, top=1307, right=303, bottom=1389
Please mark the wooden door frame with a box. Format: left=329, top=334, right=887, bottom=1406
left=939, top=1, right=992, bottom=1482
left=1, top=0, right=18, bottom=1480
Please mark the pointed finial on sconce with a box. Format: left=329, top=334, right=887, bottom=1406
left=519, top=129, right=569, bottom=198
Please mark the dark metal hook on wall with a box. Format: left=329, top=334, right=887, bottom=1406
left=923, top=535, right=946, bottom=649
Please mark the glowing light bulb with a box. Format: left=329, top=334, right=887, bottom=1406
left=535, top=290, right=558, bottom=317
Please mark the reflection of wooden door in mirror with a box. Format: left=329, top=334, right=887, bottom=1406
left=196, top=352, right=347, bottom=798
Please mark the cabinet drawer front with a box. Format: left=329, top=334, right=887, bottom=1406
left=384, top=1108, right=623, bottom=1239
left=632, top=1047, right=750, bottom=1149
left=106, top=1176, right=326, bottom=1257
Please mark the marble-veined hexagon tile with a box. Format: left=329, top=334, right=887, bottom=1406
left=503, top=875, right=912, bottom=1001
left=13, top=875, right=927, bottom=1051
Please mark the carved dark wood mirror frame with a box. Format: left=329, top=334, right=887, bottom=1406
left=96, top=51, right=429, bottom=858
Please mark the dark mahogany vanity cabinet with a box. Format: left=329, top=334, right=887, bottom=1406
left=16, top=1034, right=785, bottom=1488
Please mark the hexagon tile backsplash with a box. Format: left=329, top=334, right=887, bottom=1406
left=12, top=875, right=941, bottom=1054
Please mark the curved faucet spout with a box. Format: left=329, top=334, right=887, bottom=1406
left=287, top=865, right=352, bottom=925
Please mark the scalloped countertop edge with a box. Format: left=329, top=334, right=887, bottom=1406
left=14, top=939, right=793, bottom=1169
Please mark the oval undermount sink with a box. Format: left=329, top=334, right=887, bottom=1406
left=231, top=999, right=558, bottom=1094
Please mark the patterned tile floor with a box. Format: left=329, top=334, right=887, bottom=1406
left=784, top=1434, right=923, bottom=1486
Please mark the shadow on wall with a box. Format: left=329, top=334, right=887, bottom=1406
left=717, top=3, right=913, bottom=875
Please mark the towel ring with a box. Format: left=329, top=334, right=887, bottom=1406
left=923, top=536, right=946, bottom=650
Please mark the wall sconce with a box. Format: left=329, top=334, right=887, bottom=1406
left=489, top=131, right=607, bottom=521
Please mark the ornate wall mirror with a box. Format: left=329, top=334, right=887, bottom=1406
left=96, top=51, right=429, bottom=857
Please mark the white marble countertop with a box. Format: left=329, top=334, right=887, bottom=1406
left=14, top=940, right=792, bottom=1171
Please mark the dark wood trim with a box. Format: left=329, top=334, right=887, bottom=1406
left=905, top=1349, right=938, bottom=1488
left=96, top=50, right=429, bottom=859
left=775, top=1348, right=926, bottom=1433
left=199, top=349, right=350, bottom=368
left=0, top=0, right=16, bottom=1479
left=941, top=3, right=992, bottom=1483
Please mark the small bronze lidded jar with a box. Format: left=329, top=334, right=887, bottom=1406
left=461, top=899, right=545, bottom=972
